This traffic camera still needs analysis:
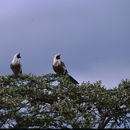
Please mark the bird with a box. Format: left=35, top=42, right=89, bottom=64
left=10, top=52, right=22, bottom=74
left=53, top=53, right=79, bottom=84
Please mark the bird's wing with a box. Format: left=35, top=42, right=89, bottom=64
left=10, top=63, right=22, bottom=74
left=61, top=61, right=68, bottom=74
left=61, top=61, right=78, bottom=84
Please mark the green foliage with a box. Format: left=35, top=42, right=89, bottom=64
left=0, top=74, right=129, bottom=128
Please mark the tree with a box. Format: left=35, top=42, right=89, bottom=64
left=0, top=74, right=129, bottom=129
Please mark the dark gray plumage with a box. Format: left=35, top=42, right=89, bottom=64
left=10, top=53, right=22, bottom=74
left=53, top=53, right=79, bottom=84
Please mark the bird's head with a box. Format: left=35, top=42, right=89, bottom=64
left=55, top=53, right=61, bottom=60
left=15, top=52, right=21, bottom=59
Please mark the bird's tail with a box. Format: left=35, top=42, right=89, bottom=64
left=67, top=74, right=79, bottom=84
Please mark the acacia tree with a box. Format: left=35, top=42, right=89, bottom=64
left=0, top=74, right=129, bottom=129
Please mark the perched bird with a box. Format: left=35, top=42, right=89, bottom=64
left=10, top=52, right=22, bottom=74
left=53, top=53, right=79, bottom=84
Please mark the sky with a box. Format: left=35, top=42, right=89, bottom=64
left=0, top=0, right=130, bottom=89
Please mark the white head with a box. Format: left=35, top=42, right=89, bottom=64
left=53, top=53, right=61, bottom=65
left=11, top=52, right=21, bottom=65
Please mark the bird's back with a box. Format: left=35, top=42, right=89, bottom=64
left=10, top=63, right=22, bottom=74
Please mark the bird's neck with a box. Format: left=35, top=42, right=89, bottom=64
left=53, top=59, right=61, bottom=66
left=12, top=57, right=19, bottom=65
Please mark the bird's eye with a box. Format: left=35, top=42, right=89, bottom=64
left=17, top=54, right=21, bottom=58
left=56, top=56, right=60, bottom=59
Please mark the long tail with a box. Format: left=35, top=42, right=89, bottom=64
left=67, top=74, right=79, bottom=84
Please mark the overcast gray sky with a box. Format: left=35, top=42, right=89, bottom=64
left=0, top=0, right=130, bottom=88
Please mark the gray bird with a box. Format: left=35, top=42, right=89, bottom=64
left=53, top=53, right=79, bottom=84
left=10, top=52, right=22, bottom=74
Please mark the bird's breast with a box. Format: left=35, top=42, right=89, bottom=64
left=53, top=61, right=60, bottom=67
